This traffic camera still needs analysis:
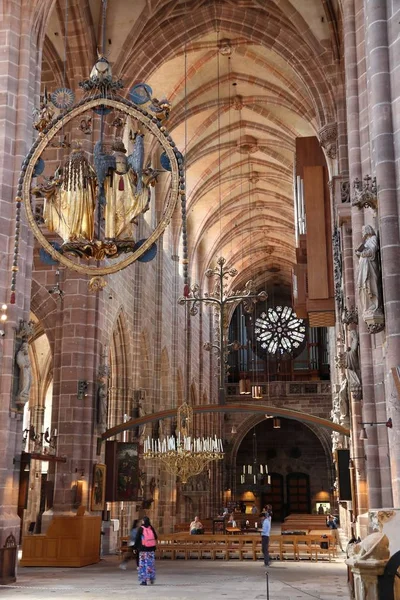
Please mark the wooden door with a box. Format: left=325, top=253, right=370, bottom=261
left=287, top=472, right=310, bottom=514
left=262, top=473, right=283, bottom=521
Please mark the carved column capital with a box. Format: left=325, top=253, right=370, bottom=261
left=318, top=122, right=338, bottom=159
left=352, top=175, right=377, bottom=210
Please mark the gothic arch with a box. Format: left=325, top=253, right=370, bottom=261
left=108, top=309, right=131, bottom=429
left=229, top=412, right=333, bottom=483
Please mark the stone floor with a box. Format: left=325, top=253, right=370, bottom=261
left=2, top=555, right=351, bottom=600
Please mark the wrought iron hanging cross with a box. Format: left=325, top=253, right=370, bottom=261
left=178, top=257, right=267, bottom=405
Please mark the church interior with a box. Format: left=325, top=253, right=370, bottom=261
left=1, top=0, right=400, bottom=597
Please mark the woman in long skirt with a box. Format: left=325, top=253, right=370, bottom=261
left=135, top=516, right=158, bottom=585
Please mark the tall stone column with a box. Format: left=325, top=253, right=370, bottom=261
left=343, top=0, right=383, bottom=509
left=0, top=0, right=50, bottom=556
left=46, top=272, right=103, bottom=517
left=365, top=0, right=400, bottom=507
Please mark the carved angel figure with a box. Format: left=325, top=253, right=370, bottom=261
left=100, top=136, right=151, bottom=239
left=42, top=150, right=97, bottom=242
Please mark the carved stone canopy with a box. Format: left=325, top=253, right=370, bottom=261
left=318, top=122, right=338, bottom=159
left=340, top=180, right=350, bottom=203
left=352, top=175, right=377, bottom=210
left=342, top=306, right=358, bottom=325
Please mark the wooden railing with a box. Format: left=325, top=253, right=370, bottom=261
left=155, top=533, right=336, bottom=562
left=226, top=381, right=331, bottom=397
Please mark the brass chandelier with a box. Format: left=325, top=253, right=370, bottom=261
left=143, top=402, right=223, bottom=483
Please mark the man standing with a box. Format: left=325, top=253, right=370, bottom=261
left=326, top=514, right=344, bottom=551
left=261, top=514, right=271, bottom=566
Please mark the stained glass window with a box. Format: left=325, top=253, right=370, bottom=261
left=255, top=306, right=306, bottom=355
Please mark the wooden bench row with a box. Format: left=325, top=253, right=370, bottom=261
left=155, top=533, right=336, bottom=562
left=281, top=515, right=328, bottom=533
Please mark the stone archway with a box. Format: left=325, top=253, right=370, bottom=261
left=229, top=413, right=334, bottom=519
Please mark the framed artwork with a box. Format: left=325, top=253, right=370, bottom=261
left=91, top=463, right=106, bottom=511
left=116, top=442, right=139, bottom=501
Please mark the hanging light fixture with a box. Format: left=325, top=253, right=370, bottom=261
left=252, top=385, right=263, bottom=399
left=273, top=418, right=281, bottom=429
left=239, top=377, right=251, bottom=395
left=231, top=425, right=237, bottom=434
left=240, top=429, right=271, bottom=489
left=144, top=402, right=223, bottom=483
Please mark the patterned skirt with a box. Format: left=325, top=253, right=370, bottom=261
left=138, top=550, right=156, bottom=584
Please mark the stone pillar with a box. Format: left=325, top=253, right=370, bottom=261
left=45, top=272, right=103, bottom=520
left=365, top=0, right=400, bottom=507
left=341, top=224, right=368, bottom=517
left=0, top=0, right=50, bottom=562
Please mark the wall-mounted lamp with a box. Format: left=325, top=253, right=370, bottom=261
left=231, top=425, right=237, bottom=434
left=273, top=418, right=281, bottom=429
left=359, top=418, right=392, bottom=440
left=349, top=455, right=367, bottom=469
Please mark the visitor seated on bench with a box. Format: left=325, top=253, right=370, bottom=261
left=227, top=514, right=237, bottom=528
left=190, top=516, right=204, bottom=535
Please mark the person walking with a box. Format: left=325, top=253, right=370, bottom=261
left=119, top=519, right=140, bottom=570
left=135, top=516, right=158, bottom=585
left=261, top=514, right=271, bottom=566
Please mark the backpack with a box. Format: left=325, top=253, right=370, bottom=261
left=142, top=526, right=156, bottom=547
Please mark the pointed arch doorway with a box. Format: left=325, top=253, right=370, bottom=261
left=233, top=417, right=332, bottom=521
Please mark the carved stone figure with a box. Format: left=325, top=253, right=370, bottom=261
left=338, top=377, right=349, bottom=423
left=42, top=150, right=97, bottom=242
left=346, top=330, right=362, bottom=399
left=331, top=431, right=343, bottom=452
left=103, top=137, right=151, bottom=240
left=331, top=388, right=340, bottom=424
left=351, top=532, right=390, bottom=562
left=98, top=383, right=108, bottom=430
left=97, top=346, right=110, bottom=430
left=356, top=225, right=384, bottom=330
left=16, top=342, right=32, bottom=409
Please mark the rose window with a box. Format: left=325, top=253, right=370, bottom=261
left=255, top=306, right=306, bottom=355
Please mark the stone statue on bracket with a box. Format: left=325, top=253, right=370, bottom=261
left=338, top=377, right=349, bottom=426
left=97, top=346, right=110, bottom=431
left=346, top=330, right=362, bottom=400
left=330, top=389, right=340, bottom=425
left=15, top=341, right=32, bottom=410
left=355, top=225, right=385, bottom=333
